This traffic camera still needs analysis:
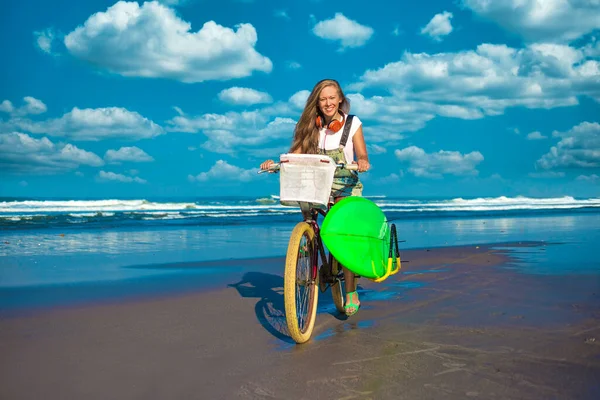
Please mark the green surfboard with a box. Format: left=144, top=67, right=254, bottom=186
left=321, top=197, right=400, bottom=281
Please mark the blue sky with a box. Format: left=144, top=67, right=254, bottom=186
left=1, top=0, right=599, bottom=199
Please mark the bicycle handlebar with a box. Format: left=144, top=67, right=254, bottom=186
left=258, top=162, right=361, bottom=174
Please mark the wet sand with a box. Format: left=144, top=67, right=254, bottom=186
left=1, top=242, right=599, bottom=399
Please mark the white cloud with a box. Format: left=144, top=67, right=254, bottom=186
left=0, top=97, right=47, bottom=116
left=351, top=42, right=600, bottom=127
left=0, top=132, right=104, bottom=174
left=286, top=61, right=302, bottom=69
left=392, top=25, right=403, bottom=36
left=33, top=28, right=56, bottom=55
left=167, top=107, right=296, bottom=154
left=274, top=10, right=290, bottom=20
left=528, top=171, right=565, bottom=178
left=368, top=144, right=387, bottom=154
left=104, top=146, right=154, bottom=163
left=374, top=172, right=403, bottom=184
left=218, top=87, right=273, bottom=105
left=34, top=28, right=56, bottom=54
left=576, top=174, right=599, bottom=183
left=420, top=11, right=453, bottom=41
left=14, top=107, right=164, bottom=141
left=344, top=93, right=435, bottom=137
left=527, top=131, right=547, bottom=140
left=536, top=121, right=600, bottom=169
left=288, top=90, right=310, bottom=109
left=0, top=100, right=14, bottom=113
left=188, top=160, right=257, bottom=182
left=20, top=97, right=47, bottom=115
left=312, top=13, right=374, bottom=50
left=63, top=1, right=272, bottom=83
left=462, top=0, right=600, bottom=43
left=158, top=0, right=189, bottom=5
left=98, top=170, right=146, bottom=183
left=394, top=146, right=484, bottom=178
left=583, top=37, right=600, bottom=58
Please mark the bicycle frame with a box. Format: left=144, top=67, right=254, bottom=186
left=300, top=202, right=336, bottom=286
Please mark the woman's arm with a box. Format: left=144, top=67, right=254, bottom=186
left=352, top=126, right=370, bottom=172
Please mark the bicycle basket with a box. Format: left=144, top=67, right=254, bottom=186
left=279, top=153, right=337, bottom=208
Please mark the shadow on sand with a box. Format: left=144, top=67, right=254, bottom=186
left=228, top=271, right=348, bottom=343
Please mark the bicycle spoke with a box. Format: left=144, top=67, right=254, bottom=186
left=295, top=233, right=312, bottom=332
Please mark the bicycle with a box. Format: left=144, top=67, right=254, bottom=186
left=261, top=153, right=362, bottom=344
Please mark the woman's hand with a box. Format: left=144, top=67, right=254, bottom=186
left=355, top=158, right=370, bottom=172
left=260, top=159, right=275, bottom=171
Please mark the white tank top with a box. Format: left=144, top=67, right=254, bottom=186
left=318, top=115, right=362, bottom=163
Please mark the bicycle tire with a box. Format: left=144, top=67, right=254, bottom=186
left=330, top=258, right=345, bottom=313
left=284, top=222, right=319, bottom=344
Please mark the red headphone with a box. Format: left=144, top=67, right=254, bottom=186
left=316, top=110, right=345, bottom=132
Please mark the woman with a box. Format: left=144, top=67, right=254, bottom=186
left=260, top=79, right=370, bottom=316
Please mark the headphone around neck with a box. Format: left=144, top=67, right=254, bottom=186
left=315, top=110, right=345, bottom=132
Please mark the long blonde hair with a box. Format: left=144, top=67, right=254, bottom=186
left=290, top=79, right=350, bottom=154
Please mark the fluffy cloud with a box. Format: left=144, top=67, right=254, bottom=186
left=63, top=1, right=272, bottom=83
left=167, top=104, right=297, bottom=154
left=0, top=132, right=104, bottom=174
left=350, top=42, right=600, bottom=130
left=576, top=174, right=599, bottom=183
left=462, top=0, right=600, bottom=43
left=0, top=100, right=13, bottom=114
left=420, top=11, right=453, bottom=41
left=345, top=93, right=437, bottom=137
left=527, top=131, right=547, bottom=140
left=98, top=170, right=146, bottom=183
left=104, top=146, right=154, bottom=163
left=0, top=97, right=47, bottom=116
left=536, top=121, right=600, bottom=170
left=218, top=87, right=273, bottom=105
left=395, top=146, right=484, bottom=178
left=188, top=160, right=257, bottom=182
left=34, top=28, right=57, bottom=54
left=13, top=107, right=164, bottom=141
left=288, top=90, right=310, bottom=109
left=312, top=13, right=374, bottom=50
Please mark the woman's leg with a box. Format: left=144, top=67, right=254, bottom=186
left=333, top=196, right=361, bottom=315
left=343, top=267, right=360, bottom=315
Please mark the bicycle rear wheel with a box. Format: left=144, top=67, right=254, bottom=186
left=284, top=222, right=319, bottom=344
left=330, top=258, right=345, bottom=313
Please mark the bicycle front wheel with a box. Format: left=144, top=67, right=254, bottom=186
left=284, top=222, right=319, bottom=344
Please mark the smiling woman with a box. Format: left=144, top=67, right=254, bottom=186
left=260, top=78, right=371, bottom=317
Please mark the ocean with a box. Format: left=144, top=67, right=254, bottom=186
left=1, top=195, right=599, bottom=311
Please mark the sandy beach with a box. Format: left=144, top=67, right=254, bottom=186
left=2, top=241, right=599, bottom=400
